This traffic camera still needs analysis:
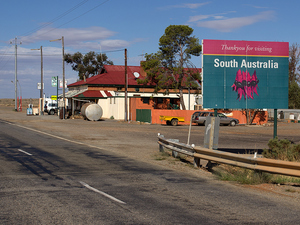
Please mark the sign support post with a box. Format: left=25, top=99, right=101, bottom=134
left=274, top=109, right=278, bottom=139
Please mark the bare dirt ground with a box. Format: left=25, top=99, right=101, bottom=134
left=0, top=104, right=300, bottom=202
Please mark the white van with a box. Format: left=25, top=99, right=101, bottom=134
left=44, top=99, right=57, bottom=115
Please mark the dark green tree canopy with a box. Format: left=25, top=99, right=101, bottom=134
left=139, top=25, right=202, bottom=110
left=288, top=43, right=300, bottom=109
left=159, top=25, right=202, bottom=67
left=65, top=51, right=113, bottom=80
left=289, top=80, right=300, bottom=109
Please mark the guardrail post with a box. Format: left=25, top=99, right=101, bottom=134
left=170, top=139, right=179, bottom=158
left=194, top=157, right=200, bottom=168
left=158, top=134, right=164, bottom=152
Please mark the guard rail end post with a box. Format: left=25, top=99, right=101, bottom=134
left=207, top=161, right=213, bottom=171
left=194, top=157, right=200, bottom=168
left=170, top=139, right=179, bottom=158
left=158, top=133, right=164, bottom=152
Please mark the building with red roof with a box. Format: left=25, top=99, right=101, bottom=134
left=65, top=64, right=202, bottom=121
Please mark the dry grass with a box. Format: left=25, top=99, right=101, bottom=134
left=0, top=98, right=39, bottom=107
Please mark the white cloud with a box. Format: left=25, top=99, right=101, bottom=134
left=159, top=2, right=210, bottom=10
left=100, top=40, right=130, bottom=49
left=188, top=14, right=228, bottom=23
left=180, top=3, right=210, bottom=9
left=188, top=11, right=236, bottom=23
left=18, top=26, right=132, bottom=51
left=193, top=11, right=275, bottom=32
left=21, top=27, right=114, bottom=43
left=189, top=15, right=211, bottom=22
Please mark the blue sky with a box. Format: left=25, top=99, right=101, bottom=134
left=0, top=0, right=298, bottom=99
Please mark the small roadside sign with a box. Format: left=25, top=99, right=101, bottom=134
left=37, top=83, right=44, bottom=90
left=52, top=77, right=58, bottom=87
left=60, top=80, right=67, bottom=88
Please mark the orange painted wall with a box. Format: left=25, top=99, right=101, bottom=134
left=152, top=109, right=268, bottom=125
left=231, top=110, right=268, bottom=125
left=130, top=97, right=268, bottom=125
left=130, top=97, right=154, bottom=121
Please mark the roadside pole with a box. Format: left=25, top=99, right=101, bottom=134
left=274, top=109, right=277, bottom=139
left=57, top=76, right=58, bottom=115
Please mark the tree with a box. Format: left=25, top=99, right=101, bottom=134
left=289, top=81, right=300, bottom=109
left=289, top=43, right=300, bottom=83
left=139, top=25, right=202, bottom=110
left=288, top=43, right=300, bottom=108
left=64, top=51, right=113, bottom=80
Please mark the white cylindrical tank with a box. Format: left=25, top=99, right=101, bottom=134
left=81, top=103, right=103, bottom=121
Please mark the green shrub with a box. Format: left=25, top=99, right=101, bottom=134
left=213, top=165, right=272, bottom=184
left=263, top=137, right=300, bottom=162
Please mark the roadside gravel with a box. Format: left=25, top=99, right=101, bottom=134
left=1, top=105, right=300, bottom=202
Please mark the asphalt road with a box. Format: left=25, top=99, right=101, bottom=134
left=1, top=116, right=300, bottom=224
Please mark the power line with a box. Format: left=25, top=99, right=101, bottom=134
left=24, top=0, right=111, bottom=40
left=20, top=0, right=90, bottom=38
left=0, top=48, right=124, bottom=57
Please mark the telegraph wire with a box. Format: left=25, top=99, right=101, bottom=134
left=1, top=0, right=112, bottom=67
left=20, top=0, right=90, bottom=38
left=0, top=48, right=124, bottom=57
left=24, top=0, right=111, bottom=40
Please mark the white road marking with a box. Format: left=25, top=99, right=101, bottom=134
left=80, top=181, right=126, bottom=205
left=4, top=121, right=127, bottom=205
left=18, top=149, right=32, bottom=156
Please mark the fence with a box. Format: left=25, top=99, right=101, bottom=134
left=158, top=134, right=300, bottom=178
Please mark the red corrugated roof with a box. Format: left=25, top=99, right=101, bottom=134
left=103, top=90, right=113, bottom=97
left=68, top=65, right=202, bottom=88
left=68, top=65, right=142, bottom=87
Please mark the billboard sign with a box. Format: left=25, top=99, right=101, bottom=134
left=202, top=39, right=289, bottom=109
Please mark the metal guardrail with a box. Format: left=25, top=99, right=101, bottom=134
left=158, top=134, right=300, bottom=178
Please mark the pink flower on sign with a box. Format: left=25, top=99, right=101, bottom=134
left=231, top=69, right=259, bottom=101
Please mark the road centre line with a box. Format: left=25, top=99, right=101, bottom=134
left=18, top=149, right=32, bottom=156
left=79, top=181, right=126, bottom=204
left=4, top=121, right=126, bottom=205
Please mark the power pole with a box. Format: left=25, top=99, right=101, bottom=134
left=14, top=37, right=18, bottom=111
left=62, top=36, right=65, bottom=120
left=40, top=46, right=44, bottom=115
left=31, top=46, right=44, bottom=115
left=124, top=48, right=128, bottom=122
left=50, top=36, right=65, bottom=119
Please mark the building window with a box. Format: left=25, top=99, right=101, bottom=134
left=143, top=97, right=150, bottom=104
left=170, top=98, right=180, bottom=104
left=157, top=98, right=163, bottom=104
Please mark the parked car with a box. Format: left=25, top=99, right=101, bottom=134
left=192, top=111, right=239, bottom=126
left=44, top=102, right=58, bottom=115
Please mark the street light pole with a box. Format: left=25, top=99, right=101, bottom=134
left=50, top=36, right=65, bottom=119
left=31, top=46, right=43, bottom=115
